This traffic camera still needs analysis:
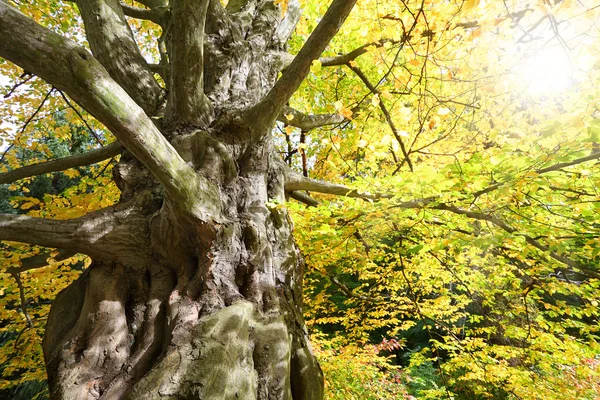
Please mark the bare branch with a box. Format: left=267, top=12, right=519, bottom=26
left=537, top=151, right=600, bottom=174
left=0, top=86, right=54, bottom=164
left=473, top=151, right=600, bottom=199
left=57, top=90, right=104, bottom=146
left=0, top=202, right=150, bottom=267
left=164, top=0, right=213, bottom=129
left=277, top=106, right=345, bottom=131
left=0, top=142, right=120, bottom=185
left=432, top=203, right=600, bottom=279
left=5, top=249, right=77, bottom=275
left=246, top=0, right=358, bottom=135
left=0, top=4, right=217, bottom=217
left=120, top=2, right=166, bottom=24
left=347, top=64, right=413, bottom=171
left=77, top=0, right=163, bottom=114
left=3, top=72, right=34, bottom=99
left=320, top=39, right=397, bottom=67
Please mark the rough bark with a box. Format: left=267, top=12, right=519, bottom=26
left=0, top=0, right=359, bottom=398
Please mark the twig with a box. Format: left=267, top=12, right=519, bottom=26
left=0, top=87, right=55, bottom=163
left=10, top=272, right=34, bottom=328
left=3, top=72, right=34, bottom=99
left=58, top=90, right=105, bottom=146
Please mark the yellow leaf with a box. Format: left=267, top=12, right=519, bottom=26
left=21, top=202, right=35, bottom=210
left=285, top=126, right=293, bottom=135
left=339, top=107, right=353, bottom=119
left=464, top=0, right=479, bottom=11
left=310, top=59, right=322, bottom=74
left=64, top=169, right=79, bottom=178
left=285, top=113, right=294, bottom=121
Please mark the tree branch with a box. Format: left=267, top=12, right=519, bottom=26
left=289, top=191, right=320, bottom=207
left=0, top=142, right=120, bottom=185
left=284, top=173, right=389, bottom=200
left=0, top=202, right=150, bottom=267
left=246, top=0, right=358, bottom=135
left=164, top=0, right=213, bottom=129
left=277, top=106, right=345, bottom=131
left=432, top=203, right=600, bottom=279
left=320, top=39, right=397, bottom=67
left=5, top=249, right=77, bottom=275
left=11, top=272, right=34, bottom=328
left=0, top=4, right=218, bottom=218
left=347, top=64, right=413, bottom=171
left=77, top=0, right=163, bottom=114
left=135, top=0, right=167, bottom=8
left=473, top=151, right=600, bottom=199
left=120, top=2, right=166, bottom=24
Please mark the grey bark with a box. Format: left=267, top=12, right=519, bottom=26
left=77, top=0, right=164, bottom=114
left=0, top=142, right=120, bottom=184
left=0, top=0, right=359, bottom=398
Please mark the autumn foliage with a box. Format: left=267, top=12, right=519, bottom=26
left=1, top=0, right=600, bottom=399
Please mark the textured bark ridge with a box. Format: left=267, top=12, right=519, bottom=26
left=0, top=0, right=359, bottom=398
left=42, top=130, right=323, bottom=399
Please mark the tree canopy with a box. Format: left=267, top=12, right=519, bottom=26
left=1, top=0, right=599, bottom=399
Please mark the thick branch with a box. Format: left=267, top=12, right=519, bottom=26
left=164, top=0, right=213, bottom=129
left=0, top=203, right=150, bottom=267
left=246, top=0, right=358, bottom=134
left=0, top=142, right=120, bottom=185
left=278, top=106, right=345, bottom=131
left=120, top=2, right=166, bottom=24
left=77, top=0, right=163, bottom=114
left=135, top=0, right=167, bottom=8
left=285, top=173, right=388, bottom=200
left=0, top=4, right=217, bottom=218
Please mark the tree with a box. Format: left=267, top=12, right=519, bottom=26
left=1, top=0, right=600, bottom=399
left=0, top=0, right=362, bottom=397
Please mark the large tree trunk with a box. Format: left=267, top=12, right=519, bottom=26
left=42, top=133, right=323, bottom=399
left=0, top=0, right=358, bottom=398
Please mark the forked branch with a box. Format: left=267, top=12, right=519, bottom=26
left=246, top=0, right=358, bottom=134
left=320, top=39, right=398, bottom=67
left=0, top=3, right=216, bottom=217
left=77, top=0, right=163, bottom=114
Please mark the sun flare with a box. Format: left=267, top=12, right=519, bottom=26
left=523, top=46, right=573, bottom=95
